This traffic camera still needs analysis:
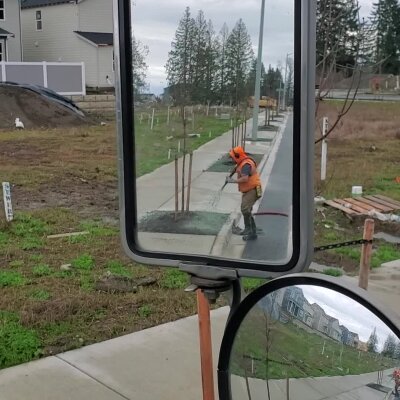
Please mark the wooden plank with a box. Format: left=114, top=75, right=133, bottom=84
left=355, top=197, right=393, bottom=212
left=47, top=231, right=89, bottom=239
left=364, top=195, right=397, bottom=210
left=343, top=198, right=375, bottom=212
left=373, top=194, right=400, bottom=208
left=334, top=199, right=366, bottom=214
left=324, top=200, right=357, bottom=215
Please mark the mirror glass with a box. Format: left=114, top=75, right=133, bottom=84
left=228, top=285, right=400, bottom=399
left=131, top=0, right=295, bottom=264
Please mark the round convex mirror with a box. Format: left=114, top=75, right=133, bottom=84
left=218, top=276, right=400, bottom=400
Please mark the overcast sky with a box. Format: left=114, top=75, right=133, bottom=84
left=300, top=285, right=397, bottom=349
left=132, top=0, right=375, bottom=95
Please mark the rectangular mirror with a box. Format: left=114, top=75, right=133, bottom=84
left=114, top=0, right=315, bottom=277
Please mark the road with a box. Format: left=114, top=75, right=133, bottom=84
left=242, top=114, right=293, bottom=263
left=326, top=90, right=400, bottom=102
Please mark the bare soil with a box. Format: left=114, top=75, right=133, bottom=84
left=0, top=85, right=89, bottom=130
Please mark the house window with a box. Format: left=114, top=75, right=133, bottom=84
left=0, top=0, right=5, bottom=20
left=36, top=10, right=42, bottom=31
left=0, top=42, right=3, bottom=61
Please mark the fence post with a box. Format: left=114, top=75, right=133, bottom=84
left=358, top=219, right=375, bottom=290
left=321, top=117, right=329, bottom=181
left=1, top=62, right=6, bottom=82
left=42, top=61, right=48, bottom=88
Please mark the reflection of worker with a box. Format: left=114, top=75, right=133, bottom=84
left=226, top=146, right=262, bottom=241
left=393, top=368, right=400, bottom=397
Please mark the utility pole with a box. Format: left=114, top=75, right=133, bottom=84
left=251, top=0, right=266, bottom=141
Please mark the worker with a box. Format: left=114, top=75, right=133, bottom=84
left=225, top=146, right=262, bottom=241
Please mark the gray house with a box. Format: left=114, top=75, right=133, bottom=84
left=20, top=0, right=114, bottom=89
left=0, top=0, right=23, bottom=61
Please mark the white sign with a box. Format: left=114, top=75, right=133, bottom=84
left=2, top=182, right=14, bottom=222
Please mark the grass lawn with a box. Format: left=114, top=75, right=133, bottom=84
left=314, top=100, right=400, bottom=273
left=231, top=308, right=397, bottom=380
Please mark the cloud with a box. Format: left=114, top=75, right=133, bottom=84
left=132, top=0, right=294, bottom=94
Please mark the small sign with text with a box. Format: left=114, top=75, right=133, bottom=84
left=2, top=182, right=14, bottom=222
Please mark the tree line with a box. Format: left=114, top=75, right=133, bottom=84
left=164, top=7, right=284, bottom=106
left=317, top=0, right=400, bottom=77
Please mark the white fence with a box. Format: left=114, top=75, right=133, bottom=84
left=0, top=61, right=86, bottom=96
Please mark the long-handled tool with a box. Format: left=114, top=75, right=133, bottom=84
left=220, top=166, right=237, bottom=191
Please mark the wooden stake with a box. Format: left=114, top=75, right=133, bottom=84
left=197, top=290, right=215, bottom=400
left=174, top=157, right=179, bottom=220
left=358, top=218, right=375, bottom=290
left=151, top=108, right=155, bottom=130
left=186, top=152, right=193, bottom=212
left=167, top=106, right=170, bottom=125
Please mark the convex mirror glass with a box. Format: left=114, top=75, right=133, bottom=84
left=226, top=285, right=400, bottom=400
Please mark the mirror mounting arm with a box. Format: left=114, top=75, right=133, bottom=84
left=180, top=263, right=242, bottom=318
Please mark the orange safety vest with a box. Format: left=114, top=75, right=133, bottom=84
left=236, top=157, right=261, bottom=193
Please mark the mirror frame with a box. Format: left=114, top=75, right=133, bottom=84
left=217, top=273, right=400, bottom=400
left=113, top=0, right=316, bottom=277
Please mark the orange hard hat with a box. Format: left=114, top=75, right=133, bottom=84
left=229, top=146, right=247, bottom=164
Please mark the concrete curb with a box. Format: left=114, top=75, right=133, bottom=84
left=210, top=212, right=241, bottom=256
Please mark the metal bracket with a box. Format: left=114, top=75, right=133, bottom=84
left=179, top=263, right=241, bottom=310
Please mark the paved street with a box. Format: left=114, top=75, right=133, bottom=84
left=242, top=114, right=293, bottom=263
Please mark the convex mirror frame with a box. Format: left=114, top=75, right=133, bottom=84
left=217, top=273, right=400, bottom=400
left=113, top=0, right=316, bottom=277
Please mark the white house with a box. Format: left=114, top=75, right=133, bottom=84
left=0, top=0, right=23, bottom=61
left=20, top=0, right=114, bottom=89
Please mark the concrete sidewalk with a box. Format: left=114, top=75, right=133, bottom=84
left=0, top=307, right=229, bottom=400
left=136, top=112, right=285, bottom=257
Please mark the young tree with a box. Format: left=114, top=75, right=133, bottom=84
left=225, top=19, right=254, bottom=106
left=204, top=20, right=219, bottom=104
left=367, top=328, right=379, bottom=353
left=132, top=35, right=149, bottom=96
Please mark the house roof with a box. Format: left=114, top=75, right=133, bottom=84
left=74, top=31, right=113, bottom=46
left=0, top=28, right=14, bottom=37
left=21, top=0, right=76, bottom=9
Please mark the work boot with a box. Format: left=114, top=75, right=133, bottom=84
left=239, top=214, right=251, bottom=236
left=242, top=216, right=258, bottom=241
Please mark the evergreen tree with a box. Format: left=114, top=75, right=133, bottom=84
left=263, top=65, right=283, bottom=98
left=132, top=36, right=148, bottom=96
left=367, top=328, right=379, bottom=353
left=370, top=0, right=400, bottom=74
left=225, top=19, right=254, bottom=105
left=246, top=58, right=266, bottom=98
left=358, top=19, right=377, bottom=67
left=165, top=7, right=196, bottom=103
left=217, top=23, right=230, bottom=104
left=316, top=0, right=361, bottom=75
left=192, top=10, right=208, bottom=103
left=382, top=334, right=397, bottom=358
left=394, top=341, right=400, bottom=359
left=204, top=20, right=219, bottom=104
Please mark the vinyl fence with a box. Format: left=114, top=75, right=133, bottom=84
left=0, top=61, right=85, bottom=95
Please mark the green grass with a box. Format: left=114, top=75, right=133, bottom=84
left=242, top=278, right=266, bottom=292
left=334, top=246, right=361, bottom=261
left=10, top=214, right=48, bottom=238
left=30, top=289, right=51, bottom=301
left=134, top=111, right=236, bottom=176
left=160, top=269, right=188, bottom=289
left=29, top=254, right=44, bottom=263
left=231, top=312, right=397, bottom=380
left=79, top=220, right=118, bottom=237
left=323, top=268, right=343, bottom=277
left=0, top=271, right=26, bottom=287
left=9, top=260, right=24, bottom=268
left=105, top=260, right=132, bottom=278
left=0, top=312, right=41, bottom=368
left=32, top=264, right=52, bottom=277
left=79, top=275, right=94, bottom=291
left=71, top=254, right=94, bottom=271
left=371, top=244, right=400, bottom=269
left=138, top=305, right=152, bottom=318
left=0, top=231, right=9, bottom=250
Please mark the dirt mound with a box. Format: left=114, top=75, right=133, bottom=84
left=0, top=85, right=89, bottom=130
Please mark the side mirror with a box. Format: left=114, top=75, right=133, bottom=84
left=218, top=274, right=400, bottom=400
left=113, top=0, right=316, bottom=277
